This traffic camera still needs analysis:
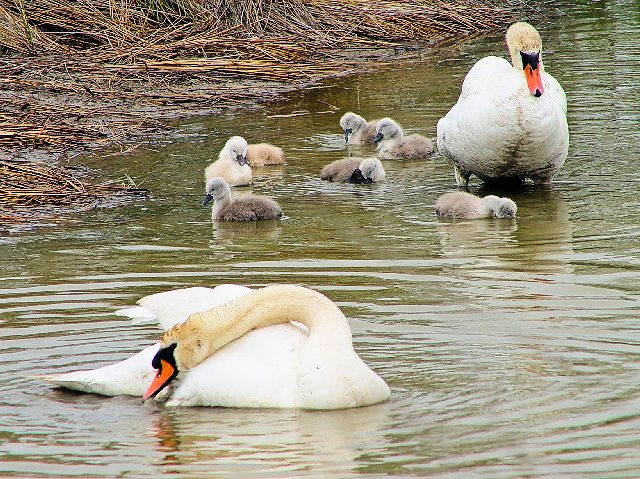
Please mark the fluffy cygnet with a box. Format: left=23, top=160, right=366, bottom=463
left=320, top=157, right=386, bottom=184
left=205, top=136, right=252, bottom=186
left=247, top=143, right=285, bottom=167
left=340, top=112, right=380, bottom=145
left=435, top=191, right=517, bottom=219
left=373, top=118, right=434, bottom=160
left=203, top=177, right=283, bottom=222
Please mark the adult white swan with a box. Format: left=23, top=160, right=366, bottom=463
left=43, top=284, right=390, bottom=410
left=437, top=22, right=568, bottom=186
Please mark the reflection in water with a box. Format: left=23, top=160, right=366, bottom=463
left=211, top=218, right=282, bottom=242
left=436, top=189, right=573, bottom=273
left=1, top=2, right=640, bottom=478
left=150, top=404, right=392, bottom=476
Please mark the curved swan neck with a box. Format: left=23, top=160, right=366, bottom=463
left=162, top=285, right=353, bottom=370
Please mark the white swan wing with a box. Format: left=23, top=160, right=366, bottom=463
left=437, top=56, right=515, bottom=160
left=43, top=322, right=306, bottom=401
left=167, top=323, right=308, bottom=408
left=44, top=285, right=253, bottom=396
left=544, top=70, right=567, bottom=114
left=117, top=284, right=252, bottom=330
left=458, top=55, right=513, bottom=100
left=42, top=344, right=159, bottom=396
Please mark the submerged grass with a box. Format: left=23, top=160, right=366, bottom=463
left=0, top=0, right=527, bottom=218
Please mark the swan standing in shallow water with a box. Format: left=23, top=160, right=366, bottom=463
left=435, top=191, right=517, bottom=219
left=437, top=22, right=568, bottom=186
left=373, top=118, right=434, bottom=160
left=205, top=136, right=252, bottom=186
left=203, top=177, right=282, bottom=221
left=43, top=285, right=391, bottom=409
left=340, top=112, right=380, bottom=145
left=320, top=157, right=386, bottom=183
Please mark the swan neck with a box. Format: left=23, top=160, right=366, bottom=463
left=164, top=285, right=353, bottom=370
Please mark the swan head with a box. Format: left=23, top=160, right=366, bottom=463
left=340, top=112, right=367, bottom=143
left=483, top=195, right=518, bottom=218
left=359, top=157, right=386, bottom=182
left=224, top=136, right=249, bottom=165
left=506, top=22, right=544, bottom=97
left=373, top=117, right=402, bottom=144
left=143, top=343, right=178, bottom=400
left=202, top=176, right=231, bottom=206
left=144, top=319, right=216, bottom=400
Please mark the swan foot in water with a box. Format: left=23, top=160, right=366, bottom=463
left=454, top=165, right=470, bottom=187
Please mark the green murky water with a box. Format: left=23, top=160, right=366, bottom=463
left=2, top=2, right=640, bottom=477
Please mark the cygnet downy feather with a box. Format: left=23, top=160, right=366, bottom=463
left=340, top=112, right=380, bottom=145
left=320, top=157, right=385, bottom=184
left=435, top=191, right=517, bottom=219
left=205, top=136, right=252, bottom=186
left=203, top=177, right=283, bottom=221
left=373, top=118, right=434, bottom=160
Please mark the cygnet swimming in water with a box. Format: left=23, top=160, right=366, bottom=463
left=203, top=177, right=283, bottom=222
left=247, top=143, right=285, bottom=167
left=340, top=112, right=380, bottom=145
left=320, top=157, right=386, bottom=183
left=435, top=191, right=517, bottom=219
left=205, top=136, right=252, bottom=186
left=373, top=118, right=434, bottom=160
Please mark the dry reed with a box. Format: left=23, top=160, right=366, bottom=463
left=0, top=159, right=148, bottom=224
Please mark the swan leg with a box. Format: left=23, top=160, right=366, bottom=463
left=453, top=165, right=470, bottom=187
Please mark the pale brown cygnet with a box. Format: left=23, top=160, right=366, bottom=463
left=205, top=136, right=252, bottom=186
left=435, top=191, right=517, bottom=219
left=247, top=143, right=285, bottom=167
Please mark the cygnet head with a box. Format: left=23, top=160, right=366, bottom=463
left=483, top=195, right=518, bottom=218
left=224, top=136, right=249, bottom=165
left=373, top=117, right=402, bottom=144
left=202, top=177, right=231, bottom=206
left=340, top=112, right=367, bottom=143
left=506, top=22, right=544, bottom=97
left=359, top=157, right=386, bottom=182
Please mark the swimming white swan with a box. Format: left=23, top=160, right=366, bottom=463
left=203, top=177, right=282, bottom=221
left=435, top=191, right=517, bottom=219
left=340, top=112, right=380, bottom=145
left=43, top=284, right=391, bottom=409
left=247, top=142, right=286, bottom=167
left=373, top=118, right=434, bottom=160
left=205, top=136, right=253, bottom=186
left=320, top=157, right=386, bottom=183
left=437, top=22, right=568, bottom=186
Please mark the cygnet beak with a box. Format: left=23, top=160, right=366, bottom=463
left=202, top=194, right=213, bottom=206
left=237, top=154, right=248, bottom=166
left=344, top=128, right=352, bottom=143
left=372, top=133, right=384, bottom=144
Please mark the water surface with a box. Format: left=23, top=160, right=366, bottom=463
left=2, top=3, right=640, bottom=477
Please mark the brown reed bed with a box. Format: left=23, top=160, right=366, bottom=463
left=0, top=0, right=528, bottom=220
left=0, top=159, right=148, bottom=225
